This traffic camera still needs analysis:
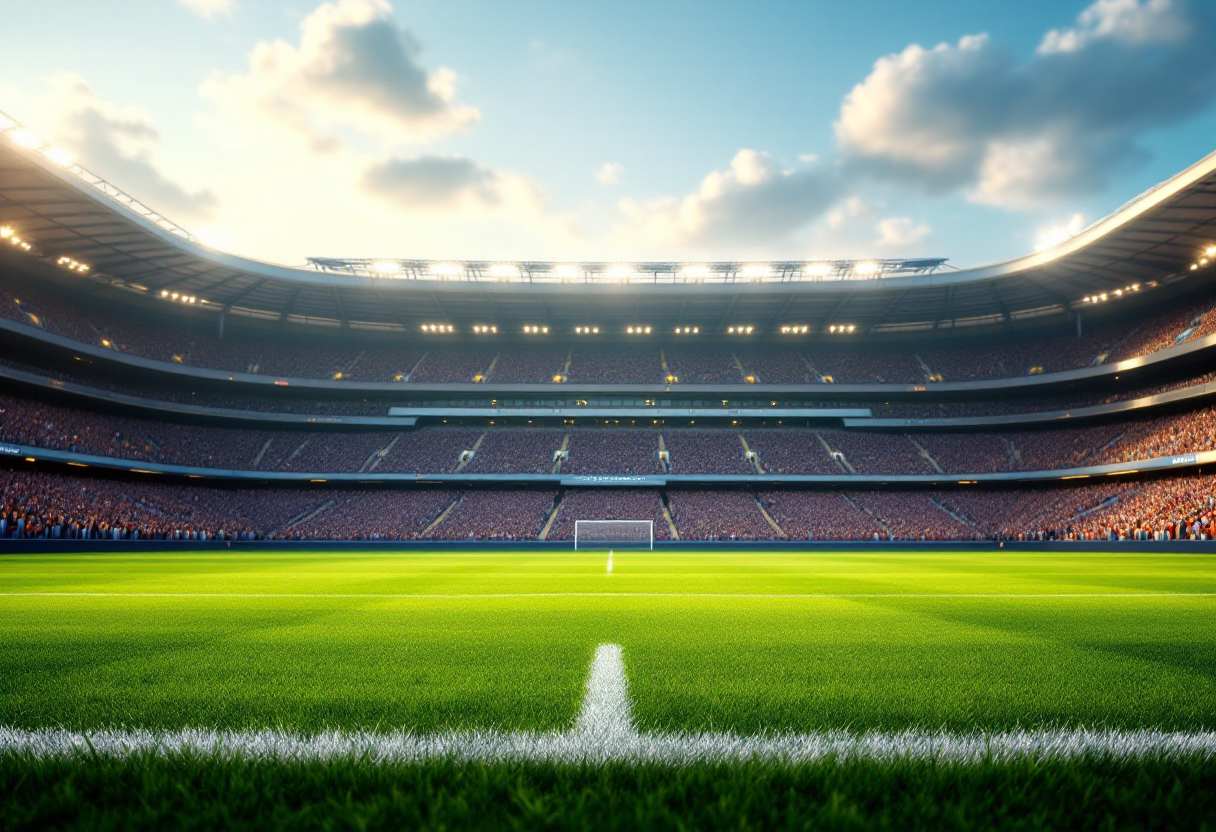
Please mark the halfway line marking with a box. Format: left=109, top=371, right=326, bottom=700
left=2, top=644, right=1213, bottom=765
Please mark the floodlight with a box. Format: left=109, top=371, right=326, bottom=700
left=741, top=264, right=770, bottom=279
left=373, top=260, right=401, bottom=275
left=1192, top=264, right=1200, bottom=271
left=608, top=265, right=632, bottom=279
left=431, top=262, right=462, bottom=276
left=9, top=128, right=42, bottom=149
left=489, top=264, right=519, bottom=279
left=854, top=261, right=879, bottom=275
left=680, top=265, right=709, bottom=279
left=1207, top=246, right=1216, bottom=257
left=804, top=262, right=832, bottom=277
left=42, top=146, right=74, bottom=167
left=0, top=227, right=11, bottom=239
left=553, top=264, right=580, bottom=279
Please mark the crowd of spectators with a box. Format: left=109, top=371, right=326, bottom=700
left=915, top=433, right=1013, bottom=474
left=667, top=490, right=776, bottom=540
left=810, top=349, right=927, bottom=384
left=488, top=350, right=567, bottom=383
left=665, top=350, right=744, bottom=384
left=744, top=430, right=839, bottom=475
left=664, top=431, right=754, bottom=474
left=378, top=429, right=480, bottom=473
left=463, top=430, right=565, bottom=474
left=822, top=430, right=935, bottom=475
left=736, top=350, right=815, bottom=384
left=562, top=430, right=662, bottom=475
left=546, top=489, right=670, bottom=541
left=759, top=491, right=874, bottom=539
left=428, top=489, right=554, bottom=540
left=5, top=460, right=1216, bottom=541
left=7, top=269, right=1216, bottom=387
left=0, top=468, right=321, bottom=540
left=8, top=385, right=1216, bottom=479
left=406, top=350, right=496, bottom=383
left=564, top=349, right=663, bottom=384
left=1074, top=474, right=1216, bottom=540
left=285, top=489, right=456, bottom=540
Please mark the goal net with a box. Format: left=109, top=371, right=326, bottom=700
left=574, top=520, right=654, bottom=550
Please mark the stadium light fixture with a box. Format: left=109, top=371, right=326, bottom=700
left=0, top=227, right=11, bottom=239
left=727, top=325, right=754, bottom=335
left=56, top=256, right=89, bottom=274
left=9, top=128, right=42, bottom=149
left=472, top=324, right=497, bottom=334
left=804, top=262, right=832, bottom=277
left=431, top=262, right=462, bottom=277
left=421, top=323, right=455, bottom=333
left=523, top=325, right=549, bottom=334
left=781, top=325, right=810, bottom=334
left=674, top=326, right=698, bottom=334
left=679, top=265, right=709, bottom=280
left=553, top=264, right=580, bottom=280
left=608, top=265, right=632, bottom=280
left=854, top=261, right=879, bottom=276
left=1206, top=246, right=1216, bottom=257
left=489, top=264, right=519, bottom=280
left=741, top=264, right=771, bottom=280
left=373, top=260, right=401, bottom=275
left=42, top=146, right=74, bottom=167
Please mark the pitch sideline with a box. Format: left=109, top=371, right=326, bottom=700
left=2, top=643, right=1215, bottom=765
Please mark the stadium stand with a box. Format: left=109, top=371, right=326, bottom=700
left=667, top=490, right=776, bottom=541
left=428, top=489, right=554, bottom=540
left=6, top=268, right=1216, bottom=386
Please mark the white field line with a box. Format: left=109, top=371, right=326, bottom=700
left=575, top=644, right=632, bottom=742
left=1, top=592, right=1214, bottom=600
left=2, top=643, right=1214, bottom=765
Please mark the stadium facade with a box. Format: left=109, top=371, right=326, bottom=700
left=2, top=110, right=1216, bottom=543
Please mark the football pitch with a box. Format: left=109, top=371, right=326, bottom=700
left=2, top=549, right=1215, bottom=829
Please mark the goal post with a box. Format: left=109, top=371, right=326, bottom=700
left=574, top=520, right=654, bottom=550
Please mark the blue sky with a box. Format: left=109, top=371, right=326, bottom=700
left=1, top=0, right=1214, bottom=267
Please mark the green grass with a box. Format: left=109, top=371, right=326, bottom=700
left=2, top=549, right=1214, bottom=829
left=3, top=753, right=1215, bottom=831
left=1, top=550, right=1213, bottom=733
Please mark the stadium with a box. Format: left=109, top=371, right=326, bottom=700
left=2, top=2, right=1216, bottom=825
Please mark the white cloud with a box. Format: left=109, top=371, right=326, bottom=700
left=836, top=0, right=1216, bottom=209
left=361, top=155, right=511, bottom=210
left=1035, top=213, right=1087, bottom=251
left=38, top=74, right=217, bottom=221
left=595, top=162, right=622, bottom=185
left=180, top=0, right=235, bottom=20
left=200, top=0, right=479, bottom=151
left=1039, top=0, right=1187, bottom=53
left=875, top=217, right=931, bottom=249
left=616, top=149, right=841, bottom=250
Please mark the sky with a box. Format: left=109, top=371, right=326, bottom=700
left=1, top=0, right=1214, bottom=269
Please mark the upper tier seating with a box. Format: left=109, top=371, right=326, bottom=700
left=5, top=270, right=1216, bottom=385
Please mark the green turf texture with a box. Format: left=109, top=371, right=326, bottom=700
left=1, top=550, right=1213, bottom=734
left=2, top=753, right=1213, bottom=831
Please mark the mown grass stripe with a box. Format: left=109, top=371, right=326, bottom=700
left=2, top=592, right=1214, bottom=599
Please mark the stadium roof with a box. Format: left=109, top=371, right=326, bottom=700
left=1, top=109, right=1215, bottom=336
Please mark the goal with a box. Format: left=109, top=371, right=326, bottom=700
left=574, top=520, right=654, bottom=550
